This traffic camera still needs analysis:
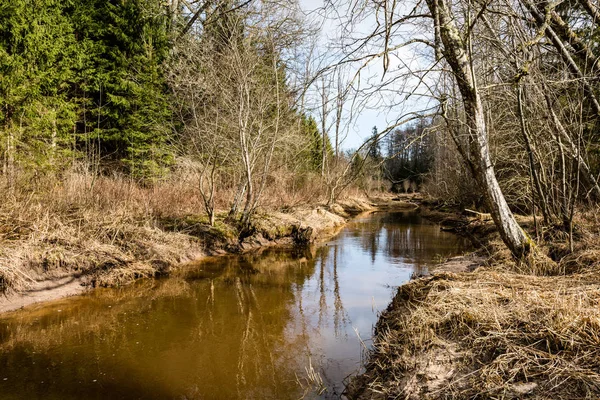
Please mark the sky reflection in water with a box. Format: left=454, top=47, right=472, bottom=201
left=0, top=211, right=471, bottom=399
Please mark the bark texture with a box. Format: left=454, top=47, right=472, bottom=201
left=426, top=0, right=532, bottom=258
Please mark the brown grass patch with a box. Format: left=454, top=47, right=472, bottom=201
left=350, top=267, right=600, bottom=399
left=0, top=167, right=377, bottom=296
left=348, top=206, right=600, bottom=399
left=0, top=170, right=228, bottom=294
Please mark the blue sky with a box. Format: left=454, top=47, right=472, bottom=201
left=297, top=0, right=435, bottom=151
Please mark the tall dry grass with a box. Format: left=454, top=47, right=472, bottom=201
left=0, top=169, right=211, bottom=292
left=0, top=164, right=362, bottom=293
left=360, top=268, right=600, bottom=399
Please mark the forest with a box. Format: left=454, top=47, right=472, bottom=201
left=1, top=0, right=600, bottom=398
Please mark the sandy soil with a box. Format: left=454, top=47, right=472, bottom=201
left=0, top=274, right=89, bottom=313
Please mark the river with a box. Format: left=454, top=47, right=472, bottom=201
left=0, top=211, right=471, bottom=399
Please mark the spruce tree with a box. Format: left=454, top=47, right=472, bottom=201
left=71, top=0, right=173, bottom=179
left=0, top=0, right=79, bottom=176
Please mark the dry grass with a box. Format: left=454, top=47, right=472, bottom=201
left=0, top=171, right=211, bottom=293
left=352, top=267, right=600, bottom=399
left=348, top=206, right=600, bottom=400
left=0, top=167, right=376, bottom=295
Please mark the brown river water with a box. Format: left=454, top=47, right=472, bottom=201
left=0, top=211, right=471, bottom=399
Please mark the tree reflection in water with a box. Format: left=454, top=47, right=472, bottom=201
left=0, top=212, right=470, bottom=399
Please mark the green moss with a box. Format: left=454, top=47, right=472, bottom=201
left=211, top=221, right=238, bottom=240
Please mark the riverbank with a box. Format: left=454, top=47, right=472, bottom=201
left=347, top=202, right=600, bottom=399
left=0, top=182, right=415, bottom=313
left=0, top=200, right=469, bottom=400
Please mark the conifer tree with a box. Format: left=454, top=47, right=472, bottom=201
left=70, top=0, right=173, bottom=179
left=0, top=0, right=79, bottom=177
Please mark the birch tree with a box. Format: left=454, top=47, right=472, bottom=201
left=322, top=0, right=534, bottom=258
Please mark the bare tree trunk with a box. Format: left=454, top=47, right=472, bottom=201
left=169, top=0, right=179, bottom=31
left=2, top=106, right=13, bottom=184
left=5, top=113, right=19, bottom=190
left=50, top=112, right=58, bottom=168
left=334, top=74, right=345, bottom=161
left=236, top=67, right=254, bottom=226
left=320, top=79, right=328, bottom=177
left=240, top=140, right=254, bottom=225
left=199, top=160, right=217, bottom=226
left=249, top=45, right=281, bottom=219
left=327, top=184, right=336, bottom=206
left=5, top=130, right=14, bottom=184
left=427, top=0, right=532, bottom=258
left=239, top=122, right=254, bottom=225
left=229, top=179, right=247, bottom=218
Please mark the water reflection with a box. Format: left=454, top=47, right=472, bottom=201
left=0, top=211, right=470, bottom=399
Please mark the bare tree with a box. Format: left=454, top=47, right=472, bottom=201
left=169, top=0, right=314, bottom=225
left=314, top=0, right=534, bottom=258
